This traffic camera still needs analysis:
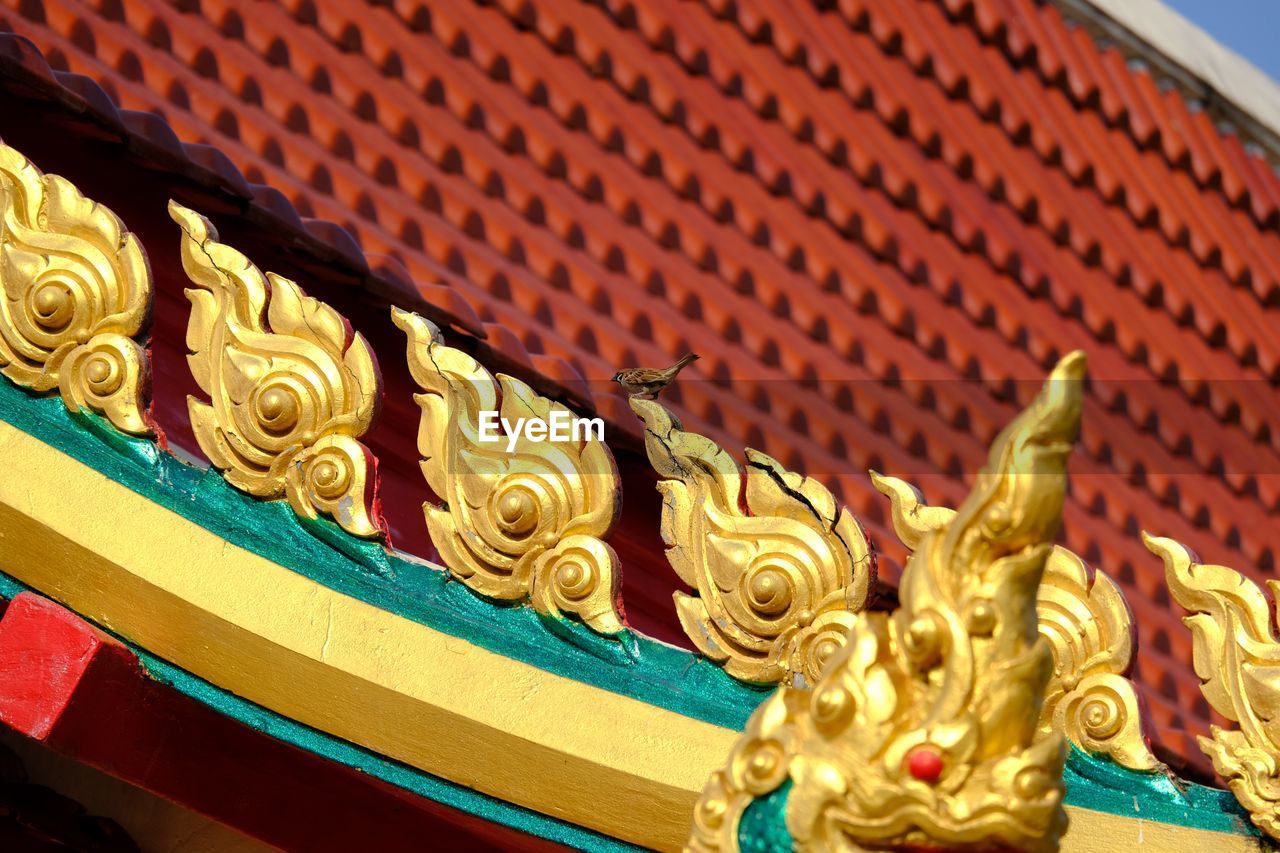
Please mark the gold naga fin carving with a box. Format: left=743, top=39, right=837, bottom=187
left=870, top=474, right=1159, bottom=772
left=1144, top=533, right=1280, bottom=841
left=690, top=352, right=1086, bottom=853
left=0, top=141, right=152, bottom=434
left=170, top=201, right=383, bottom=538
left=392, top=307, right=623, bottom=634
left=631, top=398, right=873, bottom=684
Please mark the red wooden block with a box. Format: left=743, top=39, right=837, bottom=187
left=0, top=592, right=140, bottom=742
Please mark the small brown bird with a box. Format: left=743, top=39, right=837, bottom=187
left=612, top=353, right=699, bottom=399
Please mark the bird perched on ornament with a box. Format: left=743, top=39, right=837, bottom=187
left=612, top=353, right=699, bottom=399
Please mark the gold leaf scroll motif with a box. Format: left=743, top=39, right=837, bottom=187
left=393, top=308, right=622, bottom=633
left=690, top=352, right=1086, bottom=853
left=1144, top=534, right=1280, bottom=841
left=870, top=474, right=1158, bottom=772
left=632, top=398, right=873, bottom=685
left=0, top=141, right=152, bottom=434
left=170, top=202, right=382, bottom=538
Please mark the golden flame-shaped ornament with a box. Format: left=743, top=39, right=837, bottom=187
left=690, top=353, right=1086, bottom=853
left=1144, top=534, right=1280, bottom=841
left=0, top=141, right=152, bottom=434
left=632, top=399, right=873, bottom=685
left=870, top=474, right=1158, bottom=772
left=393, top=308, right=623, bottom=633
left=170, top=202, right=382, bottom=538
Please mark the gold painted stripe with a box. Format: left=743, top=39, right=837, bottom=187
left=1061, top=806, right=1257, bottom=852
left=0, top=420, right=1253, bottom=851
left=0, top=420, right=732, bottom=850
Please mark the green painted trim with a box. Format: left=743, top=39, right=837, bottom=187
left=0, top=569, right=636, bottom=852
left=1062, top=745, right=1258, bottom=837
left=737, top=780, right=793, bottom=853
left=0, top=380, right=769, bottom=735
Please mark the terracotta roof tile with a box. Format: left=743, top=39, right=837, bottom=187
left=8, top=0, right=1280, bottom=777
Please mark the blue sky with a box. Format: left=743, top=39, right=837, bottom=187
left=1163, top=0, right=1280, bottom=82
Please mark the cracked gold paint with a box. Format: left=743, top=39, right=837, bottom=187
left=632, top=398, right=873, bottom=685
left=691, top=352, right=1087, bottom=853
left=170, top=202, right=381, bottom=538
left=871, top=474, right=1159, bottom=773
left=1145, top=534, right=1280, bottom=842
left=393, top=308, right=622, bottom=633
left=0, top=141, right=152, bottom=434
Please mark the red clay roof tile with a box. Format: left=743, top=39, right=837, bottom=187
left=9, top=0, right=1280, bottom=778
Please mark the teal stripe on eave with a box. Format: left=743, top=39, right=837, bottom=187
left=1063, top=745, right=1257, bottom=837
left=0, top=380, right=770, bottom=734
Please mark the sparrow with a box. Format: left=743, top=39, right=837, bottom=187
left=612, top=353, right=699, bottom=399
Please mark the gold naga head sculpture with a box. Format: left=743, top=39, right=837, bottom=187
left=871, top=475, right=1157, bottom=774
left=690, top=352, right=1086, bottom=852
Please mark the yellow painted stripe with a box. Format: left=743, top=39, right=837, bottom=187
left=0, top=420, right=733, bottom=850
left=0, top=420, right=1255, bottom=851
left=1062, top=806, right=1257, bottom=852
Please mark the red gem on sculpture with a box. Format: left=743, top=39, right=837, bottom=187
left=906, top=746, right=945, bottom=783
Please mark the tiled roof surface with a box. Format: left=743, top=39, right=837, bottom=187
left=5, top=0, right=1280, bottom=778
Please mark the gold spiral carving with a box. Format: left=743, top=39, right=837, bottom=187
left=631, top=399, right=873, bottom=685
left=1145, top=535, right=1280, bottom=842
left=0, top=141, right=152, bottom=434
left=170, top=202, right=382, bottom=538
left=871, top=475, right=1159, bottom=773
left=690, top=353, right=1086, bottom=853
left=393, top=308, right=622, bottom=634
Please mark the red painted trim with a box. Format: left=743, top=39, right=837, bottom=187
left=0, top=592, right=565, bottom=852
left=0, top=593, right=139, bottom=742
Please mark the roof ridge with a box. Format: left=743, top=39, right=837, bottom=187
left=1058, top=0, right=1280, bottom=166
left=942, top=0, right=1280, bottom=219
